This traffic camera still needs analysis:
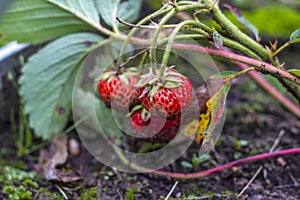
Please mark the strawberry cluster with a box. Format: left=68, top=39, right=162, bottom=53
left=97, top=66, right=193, bottom=143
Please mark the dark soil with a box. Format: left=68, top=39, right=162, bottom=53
left=1, top=57, right=299, bottom=199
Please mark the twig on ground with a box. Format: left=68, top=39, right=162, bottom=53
left=55, top=185, right=68, bottom=200
left=165, top=181, right=179, bottom=200
left=288, top=172, right=299, bottom=186
left=117, top=189, right=124, bottom=200
left=274, top=183, right=300, bottom=189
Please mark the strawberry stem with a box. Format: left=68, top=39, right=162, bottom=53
left=160, top=20, right=210, bottom=78
left=232, top=67, right=254, bottom=79
left=158, top=34, right=207, bottom=44
left=149, top=3, right=210, bottom=75
left=150, top=9, right=178, bottom=74
left=233, top=59, right=300, bottom=119
left=138, top=50, right=149, bottom=74
left=111, top=0, right=121, bottom=34
left=117, top=4, right=173, bottom=66
left=172, top=43, right=300, bottom=86
left=202, top=0, right=270, bottom=59
left=272, top=38, right=300, bottom=58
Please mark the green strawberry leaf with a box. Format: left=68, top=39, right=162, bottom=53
left=20, top=33, right=103, bottom=139
left=198, top=71, right=235, bottom=155
left=223, top=4, right=259, bottom=41
left=73, top=89, right=123, bottom=144
left=180, top=161, right=193, bottom=169
left=289, top=69, right=300, bottom=77
left=0, top=0, right=99, bottom=44
left=97, top=99, right=123, bottom=142
left=96, top=0, right=142, bottom=27
left=289, top=28, right=300, bottom=42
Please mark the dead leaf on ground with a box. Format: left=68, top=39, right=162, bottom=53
left=38, top=135, right=82, bottom=182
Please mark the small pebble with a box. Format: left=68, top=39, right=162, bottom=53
left=69, top=138, right=80, bottom=156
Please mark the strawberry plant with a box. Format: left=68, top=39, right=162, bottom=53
left=1, top=0, right=300, bottom=177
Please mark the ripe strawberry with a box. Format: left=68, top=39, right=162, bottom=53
left=129, top=109, right=181, bottom=142
left=97, top=68, right=141, bottom=108
left=138, top=68, right=193, bottom=119
left=130, top=109, right=150, bottom=134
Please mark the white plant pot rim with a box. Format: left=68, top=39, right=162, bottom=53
left=0, top=41, right=29, bottom=62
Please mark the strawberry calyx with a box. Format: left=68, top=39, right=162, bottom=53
left=136, top=66, right=193, bottom=118
left=128, top=105, right=151, bottom=122
left=98, top=67, right=138, bottom=86
left=135, top=66, right=185, bottom=101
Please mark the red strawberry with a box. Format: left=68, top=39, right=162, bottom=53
left=138, top=69, right=193, bottom=119
left=97, top=69, right=141, bottom=108
left=130, top=109, right=181, bottom=142
left=130, top=108, right=150, bottom=133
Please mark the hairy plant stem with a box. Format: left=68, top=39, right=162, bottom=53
left=190, top=27, right=262, bottom=60
left=149, top=3, right=210, bottom=73
left=222, top=37, right=262, bottom=60
left=158, top=34, right=206, bottom=44
left=232, top=67, right=254, bottom=78
left=118, top=2, right=209, bottom=67
left=203, top=0, right=269, bottom=59
left=86, top=27, right=300, bottom=93
left=192, top=13, right=263, bottom=60
left=75, top=5, right=300, bottom=109
left=151, top=147, right=300, bottom=179
left=177, top=1, right=196, bottom=5
left=117, top=3, right=173, bottom=65
left=89, top=29, right=300, bottom=96
left=114, top=145, right=300, bottom=179
left=150, top=9, right=177, bottom=74
left=273, top=38, right=300, bottom=57
left=138, top=51, right=149, bottom=74
left=112, top=0, right=121, bottom=34
left=193, top=1, right=300, bottom=99
left=234, top=61, right=300, bottom=118
left=160, top=20, right=209, bottom=77
left=172, top=43, right=300, bottom=85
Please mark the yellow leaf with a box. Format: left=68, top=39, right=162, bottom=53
left=196, top=98, right=212, bottom=144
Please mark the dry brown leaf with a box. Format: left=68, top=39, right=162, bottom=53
left=39, top=135, right=82, bottom=182
left=195, top=75, right=224, bottom=114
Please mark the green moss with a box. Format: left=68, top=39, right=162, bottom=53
left=22, top=179, right=39, bottom=189
left=0, top=166, right=36, bottom=185
left=0, top=166, right=38, bottom=199
left=125, top=188, right=140, bottom=200
left=37, top=188, right=65, bottom=200
left=3, top=185, right=33, bottom=200
left=79, top=187, right=99, bottom=200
